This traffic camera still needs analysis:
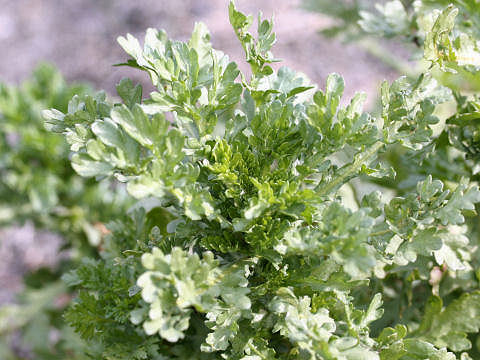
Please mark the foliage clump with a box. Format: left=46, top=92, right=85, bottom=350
left=35, top=1, right=480, bottom=359
left=0, top=65, right=128, bottom=358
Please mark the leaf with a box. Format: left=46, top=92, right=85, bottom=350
left=417, top=292, right=480, bottom=352
left=359, top=1, right=409, bottom=38
left=360, top=293, right=384, bottom=328
left=424, top=5, right=458, bottom=68
left=71, top=153, right=113, bottom=177
left=116, top=78, right=143, bottom=108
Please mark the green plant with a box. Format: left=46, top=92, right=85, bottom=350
left=43, top=1, right=480, bottom=359
left=0, top=63, right=128, bottom=246
left=0, top=65, right=129, bottom=359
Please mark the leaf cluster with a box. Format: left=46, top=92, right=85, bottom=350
left=39, top=1, right=480, bottom=359
left=0, top=65, right=130, bottom=358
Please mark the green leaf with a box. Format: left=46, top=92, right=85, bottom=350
left=417, top=292, right=480, bottom=352
left=71, top=153, right=114, bottom=177
left=116, top=78, right=142, bottom=108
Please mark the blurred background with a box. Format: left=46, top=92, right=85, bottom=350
left=0, top=0, right=399, bottom=104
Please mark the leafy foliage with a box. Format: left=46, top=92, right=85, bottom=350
left=301, top=0, right=375, bottom=39
left=39, top=1, right=480, bottom=359
left=305, top=0, right=480, bottom=358
left=0, top=63, right=128, bottom=245
left=0, top=65, right=129, bottom=358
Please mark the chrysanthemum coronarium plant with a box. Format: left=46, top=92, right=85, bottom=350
left=43, top=1, right=480, bottom=359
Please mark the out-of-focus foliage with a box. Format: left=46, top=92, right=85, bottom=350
left=0, top=64, right=129, bottom=359
left=301, top=0, right=375, bottom=39
left=41, top=1, right=480, bottom=358
left=0, top=64, right=126, bottom=240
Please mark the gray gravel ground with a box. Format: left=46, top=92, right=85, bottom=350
left=0, top=0, right=400, bottom=303
left=0, top=223, right=63, bottom=304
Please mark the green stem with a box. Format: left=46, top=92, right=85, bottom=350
left=316, top=141, right=384, bottom=197
left=369, top=229, right=392, bottom=237
left=249, top=342, right=268, bottom=359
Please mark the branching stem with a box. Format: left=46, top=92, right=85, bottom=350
left=316, top=141, right=384, bottom=197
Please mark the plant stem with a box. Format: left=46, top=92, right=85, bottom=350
left=317, top=141, right=384, bottom=197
